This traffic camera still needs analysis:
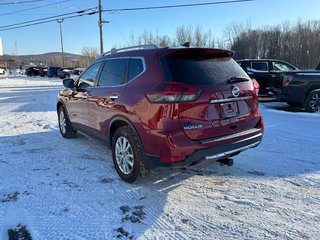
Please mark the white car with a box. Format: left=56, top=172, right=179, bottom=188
left=69, top=68, right=85, bottom=80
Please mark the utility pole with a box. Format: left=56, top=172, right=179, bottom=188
left=15, top=41, right=18, bottom=55
left=98, top=0, right=104, bottom=54
left=57, top=19, right=64, bottom=67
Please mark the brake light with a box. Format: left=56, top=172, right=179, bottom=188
left=146, top=81, right=201, bottom=103
left=283, top=75, right=293, bottom=87
left=252, top=78, right=259, bottom=101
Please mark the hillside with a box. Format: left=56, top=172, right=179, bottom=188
left=2, top=52, right=83, bottom=67
left=4, top=52, right=82, bottom=60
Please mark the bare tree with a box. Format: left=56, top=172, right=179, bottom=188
left=223, top=19, right=252, bottom=49
left=80, top=47, right=99, bottom=66
left=175, top=25, right=193, bottom=45
left=230, top=19, right=320, bottom=69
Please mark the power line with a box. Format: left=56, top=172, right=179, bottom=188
left=0, top=10, right=98, bottom=31
left=108, top=14, right=125, bottom=39
left=0, top=7, right=97, bottom=29
left=0, top=0, right=95, bottom=10
left=0, top=0, right=44, bottom=5
left=103, top=0, right=255, bottom=13
left=0, top=0, right=70, bottom=17
left=0, top=0, right=255, bottom=31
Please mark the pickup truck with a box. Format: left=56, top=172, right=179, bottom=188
left=237, top=59, right=298, bottom=96
left=237, top=59, right=320, bottom=112
left=280, top=71, right=320, bottom=112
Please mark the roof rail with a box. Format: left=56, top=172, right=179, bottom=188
left=103, top=44, right=158, bottom=56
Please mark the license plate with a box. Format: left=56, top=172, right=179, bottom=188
left=220, top=102, right=239, bottom=118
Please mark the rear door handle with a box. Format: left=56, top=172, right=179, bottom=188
left=110, top=94, right=119, bottom=101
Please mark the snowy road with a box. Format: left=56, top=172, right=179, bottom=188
left=0, top=76, right=320, bottom=240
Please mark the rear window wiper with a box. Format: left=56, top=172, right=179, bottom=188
left=227, top=77, right=249, bottom=84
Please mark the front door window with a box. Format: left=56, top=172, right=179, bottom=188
left=78, top=62, right=103, bottom=89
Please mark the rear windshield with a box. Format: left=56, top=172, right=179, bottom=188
left=160, top=56, right=249, bottom=86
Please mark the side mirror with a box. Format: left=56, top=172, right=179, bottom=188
left=63, top=78, right=75, bottom=88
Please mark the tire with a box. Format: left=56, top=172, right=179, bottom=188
left=286, top=101, right=302, bottom=107
left=58, top=106, right=77, bottom=138
left=304, top=90, right=320, bottom=112
left=112, top=126, right=149, bottom=183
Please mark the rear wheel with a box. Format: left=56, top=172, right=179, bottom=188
left=305, top=90, right=320, bottom=112
left=112, top=126, right=148, bottom=183
left=58, top=106, right=77, bottom=138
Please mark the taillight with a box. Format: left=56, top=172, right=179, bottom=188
left=252, top=78, right=259, bottom=101
left=283, top=75, right=293, bottom=87
left=146, top=81, right=201, bottom=103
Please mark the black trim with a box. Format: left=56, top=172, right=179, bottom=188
left=108, top=116, right=137, bottom=138
left=57, top=101, right=70, bottom=119
left=72, top=123, right=111, bottom=147
left=144, top=134, right=263, bottom=168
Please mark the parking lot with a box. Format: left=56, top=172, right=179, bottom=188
left=0, top=76, right=319, bottom=239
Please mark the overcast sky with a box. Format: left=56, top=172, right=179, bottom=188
left=1, top=0, right=320, bottom=55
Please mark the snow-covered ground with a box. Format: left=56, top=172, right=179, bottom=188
left=0, top=76, right=319, bottom=240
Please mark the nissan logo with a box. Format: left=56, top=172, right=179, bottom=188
left=232, top=86, right=240, bottom=97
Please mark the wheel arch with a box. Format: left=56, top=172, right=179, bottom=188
left=304, top=85, right=320, bottom=102
left=56, top=101, right=64, bottom=112
left=56, top=101, right=71, bottom=120
left=108, top=116, right=143, bottom=149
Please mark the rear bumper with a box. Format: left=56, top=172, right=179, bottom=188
left=144, top=132, right=263, bottom=168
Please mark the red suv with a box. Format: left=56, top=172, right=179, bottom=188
left=57, top=45, right=264, bottom=183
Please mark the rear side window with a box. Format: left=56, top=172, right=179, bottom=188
left=129, top=58, right=144, bottom=80
left=237, top=61, right=250, bottom=70
left=99, top=59, right=129, bottom=87
left=161, top=56, right=249, bottom=86
left=251, top=62, right=268, bottom=71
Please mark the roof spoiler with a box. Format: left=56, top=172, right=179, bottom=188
left=162, top=48, right=234, bottom=58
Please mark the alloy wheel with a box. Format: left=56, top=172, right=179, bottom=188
left=309, top=93, right=320, bottom=112
left=115, top=136, right=134, bottom=175
left=59, top=110, right=67, bottom=134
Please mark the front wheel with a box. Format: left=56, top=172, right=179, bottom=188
left=58, top=106, right=77, bottom=138
left=112, top=126, right=148, bottom=183
left=304, top=90, right=320, bottom=112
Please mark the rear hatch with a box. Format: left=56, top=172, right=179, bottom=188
left=160, top=48, right=259, bottom=141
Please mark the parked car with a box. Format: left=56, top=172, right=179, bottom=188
left=26, top=67, right=40, bottom=77
left=279, top=72, right=320, bottom=112
left=47, top=66, right=62, bottom=77
left=69, top=68, right=85, bottom=80
left=38, top=67, right=48, bottom=77
left=237, top=59, right=298, bottom=95
left=58, top=67, right=74, bottom=79
left=57, top=45, right=264, bottom=183
left=0, top=67, right=6, bottom=76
